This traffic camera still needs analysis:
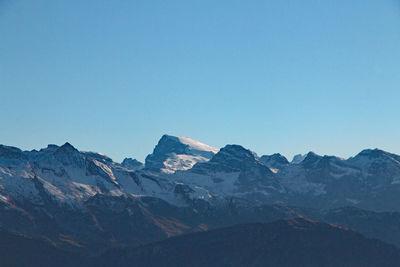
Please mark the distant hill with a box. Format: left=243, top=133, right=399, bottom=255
left=95, top=218, right=400, bottom=267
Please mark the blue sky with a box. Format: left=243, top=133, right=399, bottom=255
left=1, top=0, right=399, bottom=162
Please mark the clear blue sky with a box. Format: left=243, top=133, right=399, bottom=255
left=1, top=0, right=399, bottom=162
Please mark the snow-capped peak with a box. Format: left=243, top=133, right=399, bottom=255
left=145, top=135, right=219, bottom=173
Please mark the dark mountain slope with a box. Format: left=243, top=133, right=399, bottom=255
left=320, top=206, right=400, bottom=247
left=0, top=228, right=85, bottom=267
left=95, top=218, right=400, bottom=267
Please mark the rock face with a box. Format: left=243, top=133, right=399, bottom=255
left=121, top=158, right=144, bottom=170
left=259, top=153, right=289, bottom=172
left=0, top=145, right=26, bottom=160
left=292, top=153, right=306, bottom=164
left=96, top=218, right=400, bottom=267
left=181, top=145, right=284, bottom=205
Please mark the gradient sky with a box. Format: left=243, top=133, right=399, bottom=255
left=1, top=0, right=400, bottom=162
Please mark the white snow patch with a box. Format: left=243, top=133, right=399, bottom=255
left=162, top=154, right=210, bottom=173
left=269, top=168, right=279, bottom=174
left=175, top=136, right=219, bottom=154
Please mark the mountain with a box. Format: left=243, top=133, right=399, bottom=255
left=291, top=153, right=306, bottom=164
left=3, top=137, right=400, bottom=213
left=278, top=152, right=366, bottom=209
left=175, top=144, right=285, bottom=205
left=121, top=158, right=144, bottom=170
left=2, top=136, right=400, bottom=256
left=259, top=153, right=289, bottom=172
left=0, top=228, right=85, bottom=267
left=95, top=218, right=400, bottom=267
left=319, top=206, right=400, bottom=247
left=144, top=135, right=219, bottom=173
left=347, top=149, right=400, bottom=187
left=3, top=217, right=400, bottom=267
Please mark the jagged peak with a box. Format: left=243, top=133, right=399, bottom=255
left=301, top=152, right=347, bottom=167
left=260, top=153, right=289, bottom=164
left=260, top=153, right=284, bottom=158
left=53, top=142, right=84, bottom=167
left=300, top=151, right=323, bottom=168
left=122, top=157, right=142, bottom=164
left=38, top=144, right=59, bottom=153
left=205, top=145, right=263, bottom=168
left=58, top=142, right=77, bottom=151
left=272, top=153, right=286, bottom=158
left=121, top=158, right=144, bottom=170
left=303, top=151, right=321, bottom=161
left=306, top=151, right=320, bottom=157
left=217, top=144, right=258, bottom=159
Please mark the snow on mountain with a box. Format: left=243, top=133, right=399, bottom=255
left=145, top=135, right=219, bottom=173
left=171, top=145, right=285, bottom=205
left=2, top=138, right=400, bottom=212
left=5, top=137, right=400, bottom=261
left=347, top=148, right=400, bottom=187
left=348, top=149, right=400, bottom=169
left=0, top=143, right=144, bottom=207
left=173, top=136, right=219, bottom=156
left=271, top=152, right=368, bottom=209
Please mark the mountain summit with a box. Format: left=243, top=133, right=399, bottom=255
left=145, top=135, right=219, bottom=173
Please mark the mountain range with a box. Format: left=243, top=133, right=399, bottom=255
left=1, top=134, right=400, bottom=265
